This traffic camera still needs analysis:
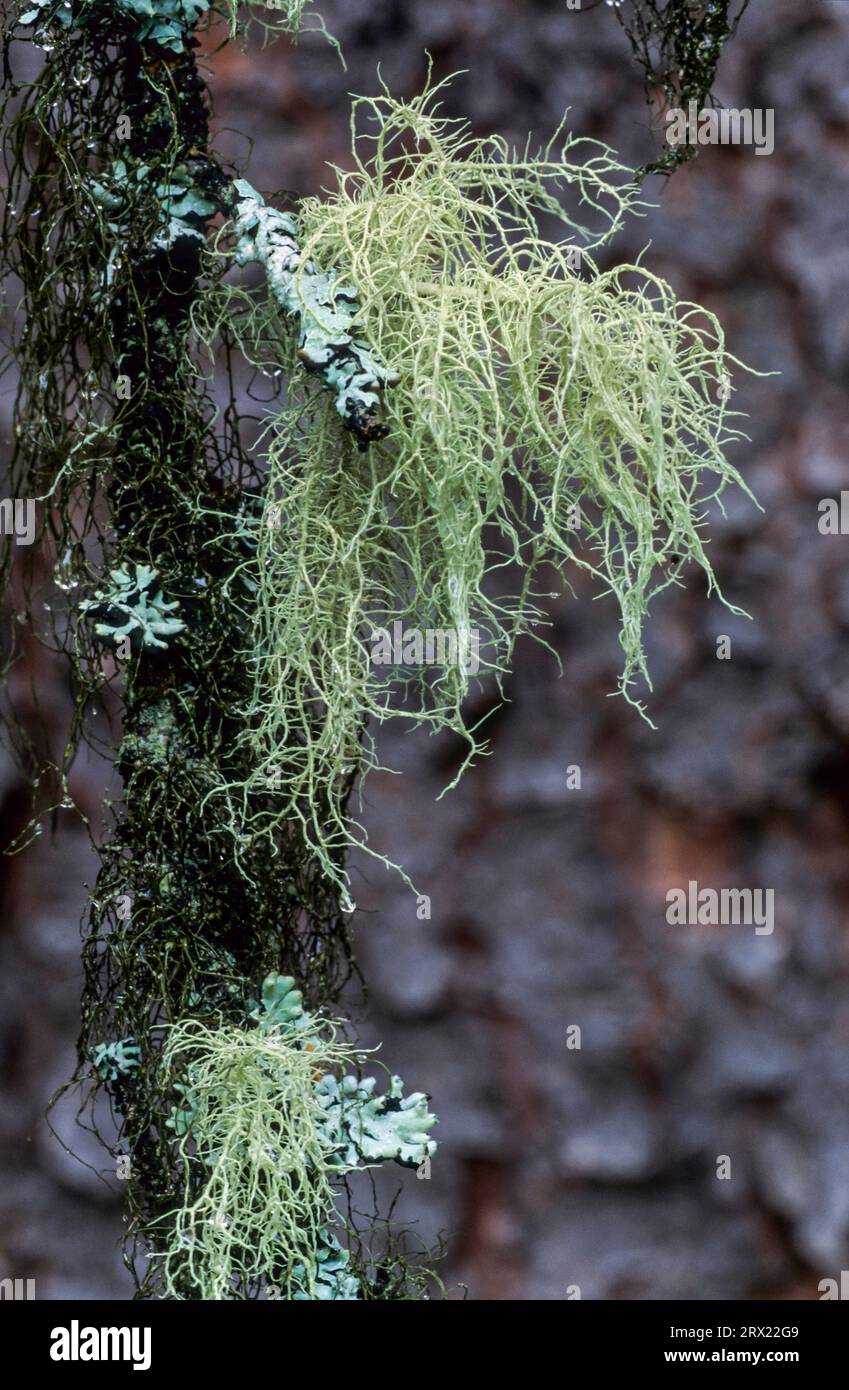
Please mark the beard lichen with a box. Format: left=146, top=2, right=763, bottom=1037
left=152, top=974, right=437, bottom=1300
left=1, top=1, right=757, bottom=1301
left=197, top=76, right=755, bottom=906
left=1, top=1, right=438, bottom=1299
left=153, top=1005, right=359, bottom=1300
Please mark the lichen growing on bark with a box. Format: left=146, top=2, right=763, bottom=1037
left=202, top=76, right=756, bottom=904
left=0, top=0, right=757, bottom=1301
left=1, top=0, right=433, bottom=1299
left=155, top=974, right=437, bottom=1299
left=232, top=180, right=397, bottom=441
left=81, top=563, right=185, bottom=650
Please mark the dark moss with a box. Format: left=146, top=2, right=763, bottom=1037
left=615, top=0, right=753, bottom=176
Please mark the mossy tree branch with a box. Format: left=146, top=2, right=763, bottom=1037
left=1, top=1, right=436, bottom=1299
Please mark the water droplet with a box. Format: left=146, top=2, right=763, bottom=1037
left=54, top=549, right=79, bottom=592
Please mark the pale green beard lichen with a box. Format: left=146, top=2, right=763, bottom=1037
left=233, top=1, right=340, bottom=52
left=198, top=75, right=756, bottom=906
left=2, top=0, right=424, bottom=1303
left=154, top=975, right=437, bottom=1299
left=154, top=1012, right=360, bottom=1300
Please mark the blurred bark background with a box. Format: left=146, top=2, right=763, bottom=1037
left=2, top=0, right=849, bottom=1299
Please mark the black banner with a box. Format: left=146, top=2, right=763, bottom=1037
left=2, top=1298, right=844, bottom=1374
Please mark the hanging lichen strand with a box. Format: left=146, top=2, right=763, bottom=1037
left=0, top=2, right=439, bottom=1299
left=154, top=974, right=436, bottom=1300
left=614, top=0, right=753, bottom=175
left=1, top=1, right=757, bottom=1298
left=194, top=77, right=755, bottom=906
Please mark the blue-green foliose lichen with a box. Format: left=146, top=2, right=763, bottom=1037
left=232, top=181, right=398, bottom=441
left=93, top=1037, right=141, bottom=1081
left=19, top=0, right=210, bottom=52
left=81, top=563, right=185, bottom=651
